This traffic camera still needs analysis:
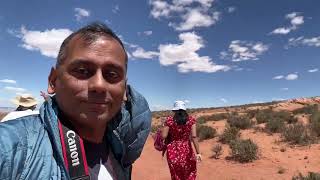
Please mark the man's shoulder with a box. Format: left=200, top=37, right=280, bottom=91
left=0, top=114, right=44, bottom=154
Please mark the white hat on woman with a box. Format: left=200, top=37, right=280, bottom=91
left=172, top=100, right=186, bottom=111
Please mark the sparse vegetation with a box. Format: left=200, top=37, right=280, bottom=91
left=227, top=113, right=253, bottom=129
left=197, top=113, right=229, bottom=123
left=197, top=124, right=216, bottom=141
left=229, top=139, right=258, bottom=163
left=265, top=118, right=285, bottom=133
left=278, top=167, right=286, bottom=174
left=310, top=109, right=320, bottom=137
left=281, top=123, right=314, bottom=145
left=255, top=109, right=274, bottom=124
left=197, top=116, right=207, bottom=124
left=219, top=126, right=240, bottom=144
left=292, top=172, right=320, bottom=180
left=292, top=104, right=319, bottom=115
left=212, top=144, right=223, bottom=159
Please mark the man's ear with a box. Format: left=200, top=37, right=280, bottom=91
left=48, top=67, right=57, bottom=94
left=123, top=79, right=128, bottom=101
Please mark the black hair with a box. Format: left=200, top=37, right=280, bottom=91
left=56, top=22, right=128, bottom=69
left=173, top=110, right=189, bottom=125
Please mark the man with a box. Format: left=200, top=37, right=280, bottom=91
left=0, top=23, right=151, bottom=180
left=1, top=94, right=39, bottom=122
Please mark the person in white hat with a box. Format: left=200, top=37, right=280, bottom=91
left=160, top=100, right=201, bottom=180
left=1, top=94, right=39, bottom=122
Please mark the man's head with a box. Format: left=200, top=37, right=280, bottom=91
left=11, top=94, right=38, bottom=111
left=48, top=22, right=127, bottom=128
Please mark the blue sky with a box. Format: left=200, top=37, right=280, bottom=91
left=0, top=0, right=319, bottom=110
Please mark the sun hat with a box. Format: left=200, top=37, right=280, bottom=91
left=172, top=100, right=186, bottom=111
left=11, top=94, right=37, bottom=107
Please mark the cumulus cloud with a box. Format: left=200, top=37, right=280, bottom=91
left=138, top=30, right=153, bottom=36
left=271, top=12, right=304, bottom=35
left=131, top=47, right=159, bottom=59
left=159, top=32, right=230, bottom=73
left=221, top=40, right=269, bottom=62
left=273, top=75, right=284, bottom=80
left=273, top=73, right=298, bottom=80
left=112, top=5, right=120, bottom=13
left=308, top=68, right=318, bottom=73
left=288, top=36, right=320, bottom=47
left=227, top=6, right=236, bottom=13
left=75, top=8, right=90, bottom=21
left=16, top=26, right=72, bottom=58
left=0, top=79, right=16, bottom=84
left=281, top=88, right=289, bottom=91
left=4, top=86, right=26, bottom=92
left=149, top=0, right=219, bottom=31
left=220, top=98, right=228, bottom=103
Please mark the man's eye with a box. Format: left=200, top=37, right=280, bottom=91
left=75, top=68, right=90, bottom=75
left=104, top=71, right=121, bottom=82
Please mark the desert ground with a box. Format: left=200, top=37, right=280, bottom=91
left=133, top=97, right=320, bottom=180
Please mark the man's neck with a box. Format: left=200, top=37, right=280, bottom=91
left=76, top=124, right=106, bottom=143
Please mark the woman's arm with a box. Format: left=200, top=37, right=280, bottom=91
left=161, top=126, right=169, bottom=139
left=191, top=124, right=202, bottom=162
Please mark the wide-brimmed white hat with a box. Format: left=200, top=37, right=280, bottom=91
left=172, top=100, right=186, bottom=111
left=11, top=94, right=37, bottom=107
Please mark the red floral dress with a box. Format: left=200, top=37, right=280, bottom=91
left=165, top=116, right=197, bottom=180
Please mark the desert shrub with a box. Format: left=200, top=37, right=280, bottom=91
left=212, top=144, right=223, bottom=159
left=151, top=124, right=162, bottom=133
left=265, top=118, right=285, bottom=133
left=246, top=109, right=259, bottom=119
left=255, top=109, right=274, bottom=124
left=197, top=116, right=207, bottom=124
left=310, top=110, right=320, bottom=137
left=292, top=172, right=320, bottom=180
left=230, top=139, right=258, bottom=163
left=227, top=113, right=253, bottom=129
left=292, top=104, right=319, bottom=115
left=281, top=123, right=313, bottom=145
left=197, top=113, right=229, bottom=123
left=274, top=111, right=295, bottom=123
left=197, top=125, right=216, bottom=141
left=278, top=167, right=286, bottom=174
left=219, top=126, right=240, bottom=144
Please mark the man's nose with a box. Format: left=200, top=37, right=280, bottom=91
left=88, top=70, right=107, bottom=93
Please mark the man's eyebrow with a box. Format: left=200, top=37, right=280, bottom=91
left=69, top=59, right=93, bottom=66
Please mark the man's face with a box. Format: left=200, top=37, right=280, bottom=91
left=48, top=35, right=127, bottom=127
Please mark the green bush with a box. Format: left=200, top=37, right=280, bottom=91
left=310, top=110, right=320, bottom=137
left=212, top=144, right=223, bottom=159
left=197, top=117, right=207, bottom=124
left=265, top=118, right=285, bottom=133
left=197, top=113, right=229, bottom=122
left=255, top=109, right=274, bottom=124
left=219, top=126, right=240, bottom=144
left=292, top=172, right=320, bottom=180
left=151, top=124, right=162, bottom=133
left=292, top=104, right=319, bottom=115
left=246, top=109, right=259, bottom=119
left=197, top=125, right=216, bottom=141
left=230, top=139, right=258, bottom=163
left=281, top=123, right=313, bottom=145
left=227, top=113, right=253, bottom=129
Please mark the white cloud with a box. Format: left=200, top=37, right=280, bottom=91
left=184, top=100, right=190, bottom=104
left=149, top=0, right=219, bottom=31
left=131, top=47, right=159, bottom=59
left=150, top=104, right=169, bottom=111
left=273, top=73, right=298, bottom=80
left=285, top=73, right=298, bottom=80
left=227, top=6, right=236, bottom=13
left=159, top=32, right=230, bottom=73
left=74, top=8, right=90, bottom=21
left=174, top=9, right=220, bottom=31
left=220, top=98, right=227, bottom=103
left=4, top=86, right=26, bottom=92
left=221, top=40, right=269, bottom=62
left=112, top=5, right=120, bottom=13
left=273, top=75, right=284, bottom=80
left=271, top=12, right=304, bottom=35
left=308, top=68, right=318, bottom=73
left=138, top=30, right=153, bottom=36
left=0, top=79, right=16, bottom=84
left=281, top=88, right=289, bottom=91
left=17, top=26, right=72, bottom=58
left=288, top=36, right=320, bottom=47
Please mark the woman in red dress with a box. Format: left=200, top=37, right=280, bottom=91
left=161, top=100, right=202, bottom=180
